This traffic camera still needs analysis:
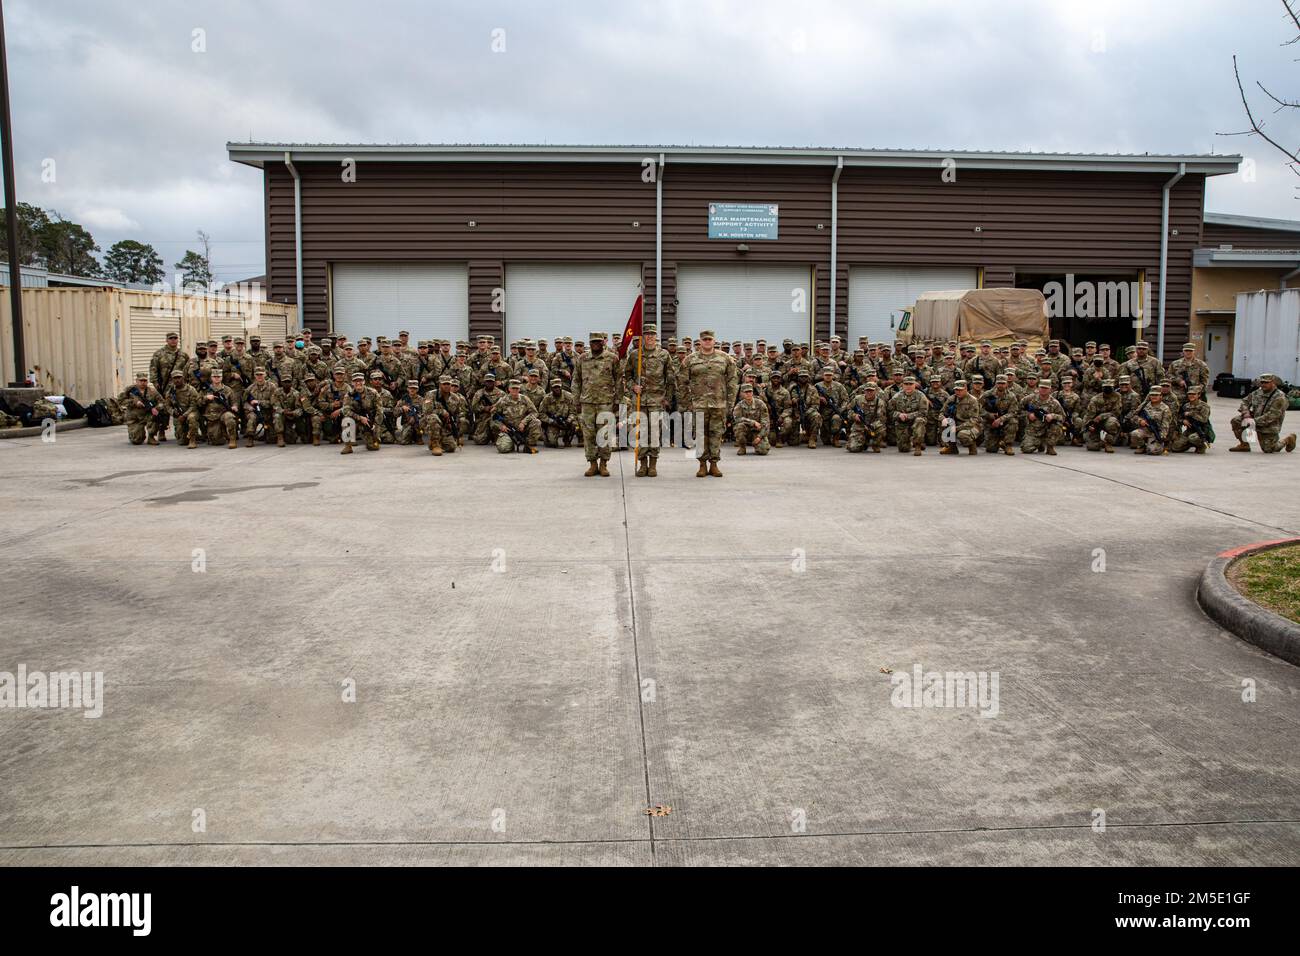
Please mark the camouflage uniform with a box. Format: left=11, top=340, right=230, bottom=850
left=944, top=388, right=983, bottom=453
left=732, top=389, right=770, bottom=455
left=1128, top=392, right=1174, bottom=454
left=788, top=377, right=821, bottom=448
left=982, top=382, right=1020, bottom=453
left=1168, top=347, right=1211, bottom=403
left=277, top=381, right=311, bottom=445
left=1082, top=387, right=1124, bottom=452
left=199, top=375, right=240, bottom=447
left=341, top=376, right=382, bottom=452
left=685, top=336, right=737, bottom=472
left=1231, top=379, right=1296, bottom=453
left=243, top=377, right=283, bottom=445
left=625, top=333, right=675, bottom=473
left=149, top=342, right=190, bottom=392
left=491, top=387, right=542, bottom=454
left=888, top=383, right=929, bottom=454
left=119, top=377, right=165, bottom=445
left=1020, top=389, right=1066, bottom=454
left=394, top=386, right=430, bottom=447
left=922, top=382, right=951, bottom=446
left=538, top=383, right=577, bottom=448
left=164, top=373, right=201, bottom=447
left=1169, top=391, right=1213, bottom=453
left=813, top=375, right=850, bottom=447
left=571, top=336, right=623, bottom=472
left=469, top=382, right=505, bottom=445
left=846, top=387, right=886, bottom=453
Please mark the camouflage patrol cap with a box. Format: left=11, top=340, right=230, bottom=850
left=222, top=335, right=233, bottom=342
left=863, top=382, right=877, bottom=391
left=254, top=366, right=267, bottom=375
left=1038, top=381, right=1052, bottom=390
left=770, top=370, right=783, bottom=379
left=233, top=337, right=245, bottom=345
left=376, top=336, right=389, bottom=344
left=304, top=372, right=317, bottom=381
left=249, top=335, right=261, bottom=344
left=821, top=366, right=835, bottom=375
left=320, top=337, right=333, bottom=345
left=526, top=367, right=541, bottom=376
left=980, top=340, right=992, bottom=347
left=332, top=365, right=347, bottom=375
left=406, top=379, right=419, bottom=388
left=170, top=368, right=185, bottom=378
left=1117, top=375, right=1130, bottom=383
left=1182, top=343, right=1195, bottom=351
left=549, top=377, right=562, bottom=386
left=1101, top=379, right=1115, bottom=387
left=524, top=340, right=537, bottom=349
left=903, top=376, right=917, bottom=385
left=797, top=369, right=811, bottom=378
left=1034, top=348, right=1047, bottom=356
left=308, top=345, right=321, bottom=354
left=994, top=375, right=1008, bottom=384
left=352, top=372, right=365, bottom=381
left=165, top=331, right=179, bottom=340
left=1188, top=383, right=1203, bottom=393
left=698, top=329, right=716, bottom=339
left=562, top=336, right=573, bottom=344
left=484, top=372, right=497, bottom=381
left=210, top=368, right=223, bottom=378
left=1136, top=340, right=1149, bottom=348
left=439, top=375, right=453, bottom=384
left=953, top=380, right=968, bottom=389
left=588, top=330, right=605, bottom=341
left=369, top=370, right=384, bottom=379
left=739, top=383, right=754, bottom=393
left=643, top=324, right=658, bottom=335
left=490, top=345, right=502, bottom=353
left=273, top=340, right=285, bottom=348
left=508, top=378, right=522, bottom=389
left=1148, top=386, right=1161, bottom=396
left=1259, top=373, right=1276, bottom=382
left=969, top=374, right=984, bottom=384
left=1085, top=341, right=1097, bottom=348
left=929, top=375, right=942, bottom=383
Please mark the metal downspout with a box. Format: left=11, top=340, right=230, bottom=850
left=284, top=151, right=304, bottom=323
left=1157, top=162, right=1185, bottom=361
left=829, top=156, right=843, bottom=339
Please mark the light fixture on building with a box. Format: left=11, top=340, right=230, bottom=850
left=817, top=223, right=825, bottom=230
left=973, top=226, right=983, bottom=233
left=632, top=221, right=640, bottom=228
left=468, top=220, right=477, bottom=227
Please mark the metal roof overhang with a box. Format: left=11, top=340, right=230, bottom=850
left=228, top=143, right=1241, bottom=176
left=1194, top=248, right=1300, bottom=269
left=1204, top=212, right=1300, bottom=233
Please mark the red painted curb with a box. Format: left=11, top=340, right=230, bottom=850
left=1217, top=537, right=1300, bottom=560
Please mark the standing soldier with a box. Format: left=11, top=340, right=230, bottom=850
left=732, top=382, right=770, bottom=455
left=889, top=376, right=929, bottom=456
left=571, top=330, right=622, bottom=477
left=1170, top=384, right=1214, bottom=453
left=1020, top=380, right=1066, bottom=455
left=766, top=370, right=795, bottom=448
left=982, top=375, right=1020, bottom=455
left=1123, top=340, right=1164, bottom=397
left=521, top=368, right=547, bottom=414
left=1168, top=342, right=1211, bottom=404
left=814, top=366, right=850, bottom=448
left=120, top=371, right=165, bottom=446
left=625, top=324, right=675, bottom=477
left=243, top=366, right=284, bottom=447
left=150, top=331, right=190, bottom=395
left=434, top=375, right=467, bottom=449
left=1082, top=380, right=1124, bottom=453
left=1230, top=373, right=1297, bottom=453
left=199, top=368, right=240, bottom=448
left=369, top=369, right=397, bottom=443
left=939, top=380, right=982, bottom=455
left=164, top=368, right=201, bottom=449
left=685, top=329, right=737, bottom=477
left=224, top=338, right=255, bottom=431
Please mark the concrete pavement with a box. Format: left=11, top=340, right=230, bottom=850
left=0, top=395, right=1297, bottom=865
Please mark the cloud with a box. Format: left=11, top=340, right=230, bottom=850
left=5, top=0, right=1298, bottom=280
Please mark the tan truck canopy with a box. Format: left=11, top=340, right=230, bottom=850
left=906, top=288, right=1049, bottom=346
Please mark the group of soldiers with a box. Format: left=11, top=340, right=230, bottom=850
left=118, top=326, right=1297, bottom=473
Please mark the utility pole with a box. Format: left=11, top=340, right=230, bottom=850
left=0, top=0, right=25, bottom=385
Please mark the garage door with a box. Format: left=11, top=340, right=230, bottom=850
left=849, top=266, right=978, bottom=345
left=506, top=263, right=642, bottom=343
left=332, top=263, right=468, bottom=343
left=675, top=264, right=812, bottom=343
left=129, top=307, right=182, bottom=383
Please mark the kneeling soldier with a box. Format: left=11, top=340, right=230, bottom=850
left=394, top=380, right=429, bottom=448
left=732, top=382, right=771, bottom=455
left=939, top=380, right=982, bottom=455
left=847, top=382, right=886, bottom=453
left=982, top=375, right=1020, bottom=455
left=165, top=368, right=201, bottom=449
left=1020, top=381, right=1065, bottom=455
left=1128, top=387, right=1173, bottom=455
left=120, top=371, right=165, bottom=445
left=889, top=376, right=929, bottom=455
left=200, top=369, right=240, bottom=448
left=538, top=378, right=577, bottom=448
left=492, top=379, right=542, bottom=454
left=341, top=371, right=381, bottom=454
left=1169, top=384, right=1213, bottom=453
left=243, top=367, right=283, bottom=447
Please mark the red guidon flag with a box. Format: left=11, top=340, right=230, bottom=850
left=617, top=293, right=643, bottom=360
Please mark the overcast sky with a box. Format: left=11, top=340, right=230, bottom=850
left=8, top=0, right=1300, bottom=282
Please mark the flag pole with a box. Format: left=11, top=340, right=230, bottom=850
left=634, top=341, right=642, bottom=460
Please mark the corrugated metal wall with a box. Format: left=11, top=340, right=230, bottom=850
left=0, top=288, right=296, bottom=400
left=264, top=159, right=1206, bottom=351
left=1203, top=220, right=1300, bottom=250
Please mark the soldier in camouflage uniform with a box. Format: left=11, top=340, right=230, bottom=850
left=336, top=371, right=379, bottom=453
left=470, top=373, right=505, bottom=445
left=316, top=368, right=351, bottom=444
left=763, top=371, right=792, bottom=448
left=1127, top=387, right=1174, bottom=455
left=277, top=374, right=310, bottom=445
left=813, top=366, right=850, bottom=448
left=732, top=382, right=770, bottom=455
left=149, top=332, right=190, bottom=393
left=521, top=369, right=547, bottom=416
left=982, top=375, right=1020, bottom=455
left=1020, top=381, right=1065, bottom=455
left=625, top=324, right=675, bottom=477
left=847, top=382, right=886, bottom=453
left=119, top=371, right=165, bottom=446
left=788, top=370, right=821, bottom=449
left=491, top=379, right=542, bottom=454
left=888, top=376, right=929, bottom=455
left=393, top=380, right=432, bottom=450
left=571, top=330, right=622, bottom=476
left=429, top=375, right=464, bottom=451
left=1056, top=376, right=1084, bottom=446
left=1168, top=342, right=1210, bottom=404
left=368, top=369, right=397, bottom=443
left=243, top=366, right=284, bottom=447
left=922, top=375, right=951, bottom=446
left=1230, top=373, right=1297, bottom=453
left=1082, top=380, right=1124, bottom=452
left=199, top=368, right=240, bottom=448
left=938, top=380, right=982, bottom=455
left=685, top=330, right=737, bottom=476
left=1169, top=384, right=1213, bottom=453
left=224, top=339, right=255, bottom=434
left=164, top=368, right=202, bottom=448
left=538, top=378, right=577, bottom=448
left=1122, top=341, right=1164, bottom=397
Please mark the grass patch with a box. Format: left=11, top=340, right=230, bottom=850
left=1229, top=543, right=1300, bottom=625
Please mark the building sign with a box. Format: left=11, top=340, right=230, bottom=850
left=708, top=202, right=779, bottom=240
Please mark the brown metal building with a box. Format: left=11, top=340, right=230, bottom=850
left=228, top=144, right=1240, bottom=359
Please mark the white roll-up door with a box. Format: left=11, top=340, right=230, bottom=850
left=675, top=264, right=812, bottom=343
left=505, top=263, right=642, bottom=343
left=849, top=266, right=978, bottom=345
left=128, top=307, right=182, bottom=382
left=332, top=263, right=468, bottom=342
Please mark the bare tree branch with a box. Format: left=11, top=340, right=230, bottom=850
left=1225, top=54, right=1300, bottom=177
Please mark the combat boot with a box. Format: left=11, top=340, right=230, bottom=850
left=708, top=460, right=723, bottom=477
left=187, top=436, right=197, bottom=450
left=1286, top=434, right=1297, bottom=452
left=636, top=458, right=648, bottom=475
left=227, top=435, right=237, bottom=449
left=647, top=460, right=658, bottom=477
left=967, top=443, right=977, bottom=455
left=773, top=438, right=784, bottom=448
left=1229, top=441, right=1251, bottom=452
left=1102, top=442, right=1114, bottom=453
left=276, top=436, right=285, bottom=448
left=341, top=442, right=353, bottom=455
left=1046, top=445, right=1056, bottom=456
left=806, top=437, right=817, bottom=449
left=695, top=460, right=708, bottom=477
left=939, top=444, right=954, bottom=455
left=913, top=444, right=923, bottom=456
left=312, top=435, right=320, bottom=446
left=1003, top=444, right=1014, bottom=456
left=831, top=435, right=841, bottom=448
left=584, top=461, right=598, bottom=477
left=246, top=435, right=256, bottom=448
left=737, top=445, right=746, bottom=456
left=367, top=438, right=380, bottom=451
left=598, top=459, right=609, bottom=477
left=430, top=443, right=443, bottom=456
left=147, top=436, right=158, bottom=446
